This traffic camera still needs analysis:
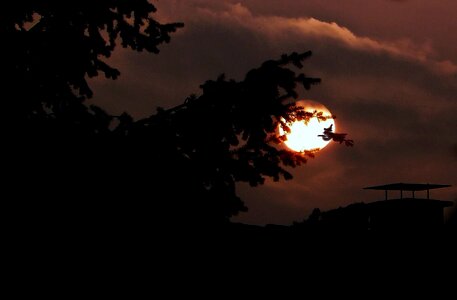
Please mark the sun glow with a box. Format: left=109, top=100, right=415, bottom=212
left=279, top=100, right=335, bottom=152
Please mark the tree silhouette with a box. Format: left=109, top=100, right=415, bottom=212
left=3, top=2, right=352, bottom=231
left=117, top=52, right=353, bottom=226
left=2, top=1, right=183, bottom=139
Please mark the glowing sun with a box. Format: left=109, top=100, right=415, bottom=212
left=279, top=100, right=335, bottom=152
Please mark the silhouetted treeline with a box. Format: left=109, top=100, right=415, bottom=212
left=2, top=2, right=357, bottom=240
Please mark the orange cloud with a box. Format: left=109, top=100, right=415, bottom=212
left=197, top=3, right=457, bottom=76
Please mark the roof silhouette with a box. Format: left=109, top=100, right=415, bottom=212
left=364, top=182, right=452, bottom=200
left=364, top=183, right=451, bottom=191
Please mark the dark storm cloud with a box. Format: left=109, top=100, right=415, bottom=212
left=90, top=1, right=457, bottom=224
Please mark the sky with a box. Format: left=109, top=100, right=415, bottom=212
left=89, top=0, right=457, bottom=225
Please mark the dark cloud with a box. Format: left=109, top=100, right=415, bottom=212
left=221, top=0, right=457, bottom=62
left=90, top=1, right=457, bottom=224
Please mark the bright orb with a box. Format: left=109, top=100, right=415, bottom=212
left=279, top=100, right=335, bottom=152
